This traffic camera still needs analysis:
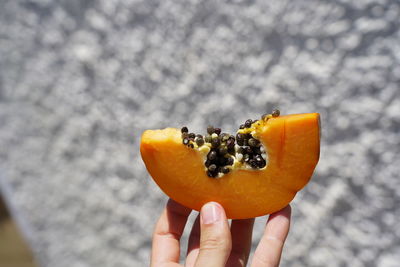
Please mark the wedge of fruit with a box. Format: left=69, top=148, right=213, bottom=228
left=141, top=111, right=320, bottom=219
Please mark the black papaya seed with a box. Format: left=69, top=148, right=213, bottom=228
left=211, top=138, right=220, bottom=148
left=272, top=109, right=280, bottom=117
left=226, top=157, right=234, bottom=165
left=208, top=164, right=217, bottom=172
left=221, top=166, right=230, bottom=174
left=207, top=126, right=215, bottom=135
left=208, top=150, right=217, bottom=161
left=244, top=119, right=252, bottom=128
left=196, top=138, right=205, bottom=146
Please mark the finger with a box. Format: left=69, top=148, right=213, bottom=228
left=185, top=214, right=200, bottom=267
left=251, top=205, right=291, bottom=267
left=194, top=202, right=232, bottom=267
left=151, top=198, right=192, bottom=266
left=226, top=218, right=255, bottom=267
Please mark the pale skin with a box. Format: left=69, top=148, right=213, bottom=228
left=151, top=199, right=291, bottom=267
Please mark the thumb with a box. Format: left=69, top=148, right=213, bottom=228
left=194, top=202, right=232, bottom=267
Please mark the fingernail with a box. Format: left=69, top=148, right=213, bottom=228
left=201, top=202, right=221, bottom=225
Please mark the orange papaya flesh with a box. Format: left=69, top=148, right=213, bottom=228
left=140, top=113, right=320, bottom=219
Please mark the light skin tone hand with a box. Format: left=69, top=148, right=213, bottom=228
left=151, top=199, right=291, bottom=267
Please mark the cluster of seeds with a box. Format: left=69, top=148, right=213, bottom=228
left=204, top=126, right=237, bottom=177
left=236, top=130, right=266, bottom=169
left=182, top=126, right=236, bottom=177
left=181, top=109, right=280, bottom=178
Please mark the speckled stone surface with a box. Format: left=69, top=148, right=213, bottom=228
left=1, top=0, right=400, bottom=266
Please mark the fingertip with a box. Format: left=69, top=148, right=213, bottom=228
left=200, top=201, right=225, bottom=212
left=151, top=198, right=192, bottom=265
left=265, top=205, right=291, bottom=244
left=269, top=204, right=291, bottom=221
left=250, top=206, right=292, bottom=267
left=282, top=204, right=291, bottom=216
left=200, top=202, right=226, bottom=225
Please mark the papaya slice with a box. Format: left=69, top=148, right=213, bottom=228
left=140, top=112, right=320, bottom=219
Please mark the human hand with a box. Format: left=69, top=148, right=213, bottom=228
left=151, top=199, right=291, bottom=267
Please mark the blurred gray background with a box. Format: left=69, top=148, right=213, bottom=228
left=1, top=0, right=400, bottom=266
